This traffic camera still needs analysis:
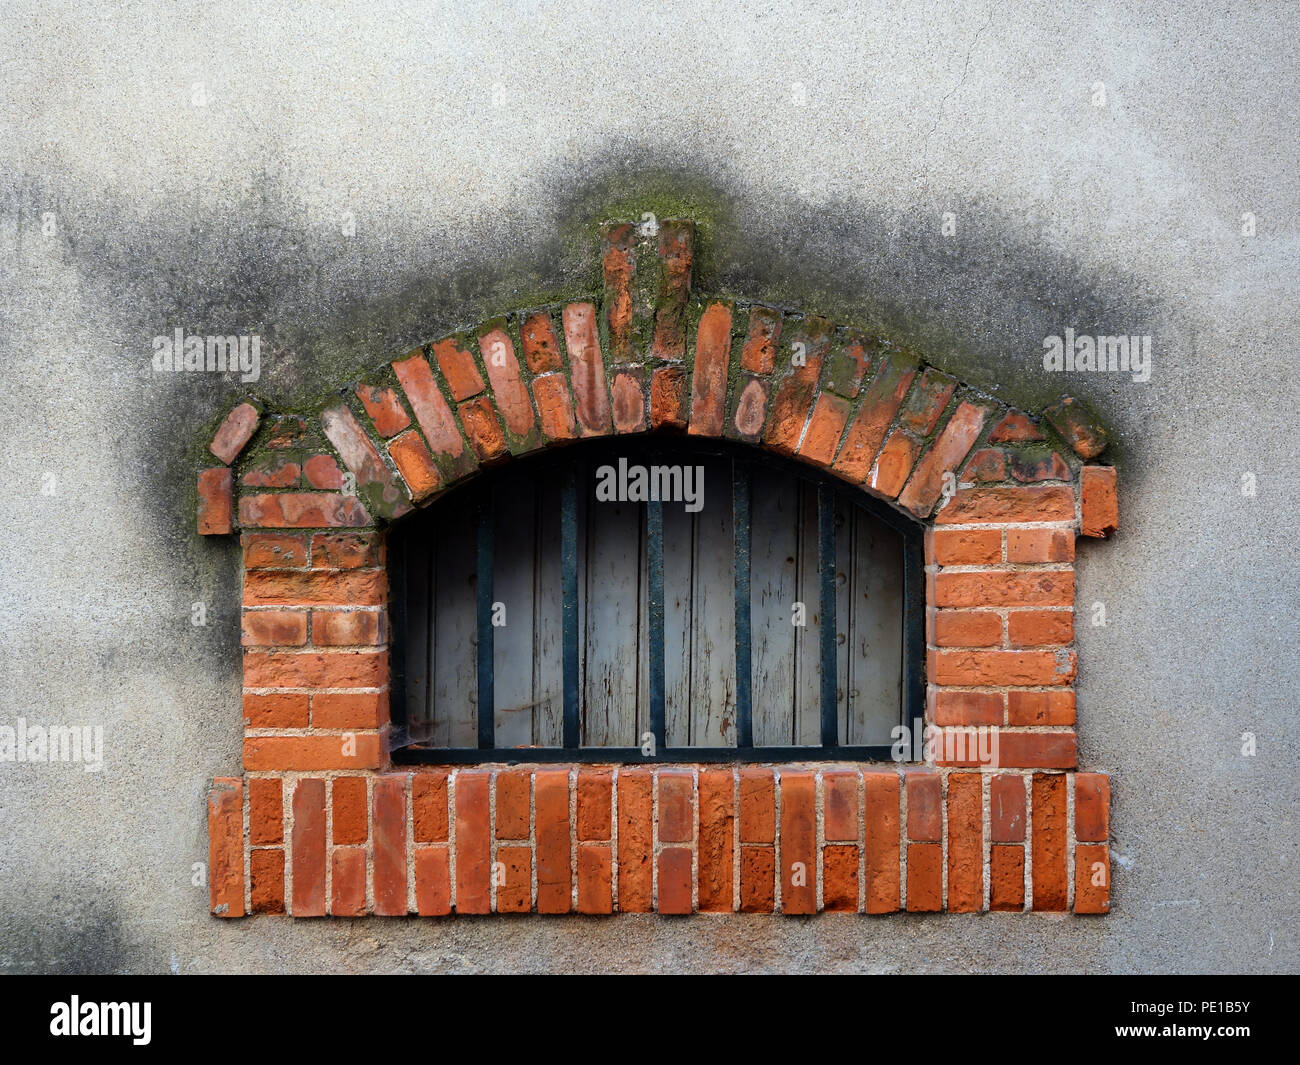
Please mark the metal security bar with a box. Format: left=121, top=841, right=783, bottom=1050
left=391, top=438, right=924, bottom=764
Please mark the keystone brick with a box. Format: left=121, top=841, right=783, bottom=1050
left=688, top=302, right=733, bottom=437
left=610, top=369, right=647, bottom=433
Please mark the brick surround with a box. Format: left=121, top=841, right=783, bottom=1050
left=202, top=219, right=1116, bottom=917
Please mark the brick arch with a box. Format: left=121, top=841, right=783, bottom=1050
left=199, top=218, right=1120, bottom=919
left=198, top=218, right=1116, bottom=540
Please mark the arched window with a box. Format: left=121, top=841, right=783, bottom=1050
left=389, top=439, right=923, bottom=762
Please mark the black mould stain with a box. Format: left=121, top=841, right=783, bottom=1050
left=8, top=145, right=1170, bottom=541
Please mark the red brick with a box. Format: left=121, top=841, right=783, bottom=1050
left=931, top=689, right=1003, bottom=726
left=779, top=771, right=817, bottom=914
left=330, top=847, right=366, bottom=916
left=823, top=845, right=859, bottom=912
left=601, top=223, right=635, bottom=361
left=824, top=770, right=858, bottom=842
left=732, top=377, right=769, bottom=440
left=332, top=776, right=368, bottom=845
left=371, top=775, right=407, bottom=915
left=241, top=454, right=301, bottom=488
left=617, top=770, right=653, bottom=912
left=242, top=532, right=308, bottom=569
left=413, top=771, right=449, bottom=843
left=650, top=365, right=688, bottom=429
left=1044, top=395, right=1108, bottom=459
left=267, top=415, right=307, bottom=449
left=1074, top=773, right=1110, bottom=842
left=243, top=735, right=383, bottom=771
left=928, top=527, right=1002, bottom=565
left=947, top=774, right=983, bottom=912
left=387, top=430, right=442, bottom=502
left=1031, top=774, right=1068, bottom=911
left=697, top=769, right=734, bottom=913
left=1081, top=465, right=1118, bottom=537
left=983, top=731, right=1076, bottom=770
left=535, top=768, right=571, bottom=914
left=797, top=393, right=851, bottom=466
left=532, top=374, right=578, bottom=441
left=658, top=769, right=693, bottom=843
left=519, top=311, right=562, bottom=373
left=965, top=447, right=1008, bottom=482
left=458, top=396, right=509, bottom=462
left=832, top=354, right=917, bottom=482
left=739, top=769, right=775, bottom=843
left=495, top=845, right=532, bottom=913
left=477, top=325, right=535, bottom=438
left=243, top=650, right=387, bottom=689
left=414, top=846, right=451, bottom=916
left=312, top=609, right=385, bottom=647
left=991, top=774, right=1026, bottom=842
left=241, top=609, right=308, bottom=647
left=906, top=842, right=942, bottom=912
left=561, top=302, right=611, bottom=434
left=863, top=771, right=901, bottom=913
left=248, top=777, right=283, bottom=845
left=392, top=352, right=472, bottom=471
left=454, top=770, right=491, bottom=914
left=238, top=492, right=372, bottom=529
left=898, top=369, right=957, bottom=435
left=906, top=771, right=943, bottom=841
left=989, top=411, right=1044, bottom=443
left=312, top=691, right=387, bottom=729
left=650, top=221, right=693, bottom=361
left=688, top=302, right=733, bottom=437
left=867, top=430, right=921, bottom=499
left=1008, top=609, right=1074, bottom=647
left=1007, top=449, right=1072, bottom=483
left=990, top=845, right=1025, bottom=911
left=610, top=370, right=646, bottom=433
left=740, top=847, right=775, bottom=913
left=356, top=384, right=411, bottom=438
left=198, top=467, right=233, bottom=535
left=310, top=532, right=383, bottom=569
left=243, top=569, right=387, bottom=608
left=657, top=848, right=693, bottom=914
left=898, top=401, right=990, bottom=516
left=431, top=337, right=486, bottom=401
left=243, top=692, right=308, bottom=729
left=320, top=404, right=409, bottom=519
left=1007, top=689, right=1076, bottom=726
left=577, top=845, right=613, bottom=915
left=303, top=453, right=345, bottom=489
left=576, top=769, right=612, bottom=841
left=1075, top=844, right=1110, bottom=914
left=933, top=609, right=1002, bottom=647
left=741, top=306, right=781, bottom=374
left=763, top=322, right=830, bottom=455
left=291, top=778, right=327, bottom=916
left=207, top=778, right=245, bottom=917
left=209, top=401, right=260, bottom=464
left=1006, top=528, right=1074, bottom=563
left=933, top=570, right=1074, bottom=608
left=250, top=848, right=285, bottom=914
left=936, top=485, right=1076, bottom=524
left=496, top=767, right=531, bottom=840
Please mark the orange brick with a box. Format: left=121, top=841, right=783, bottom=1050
left=312, top=690, right=388, bottom=729
left=1008, top=609, right=1074, bottom=647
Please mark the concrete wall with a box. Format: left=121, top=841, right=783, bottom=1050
left=1, top=0, right=1294, bottom=973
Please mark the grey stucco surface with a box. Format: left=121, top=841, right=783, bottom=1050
left=0, top=0, right=1295, bottom=973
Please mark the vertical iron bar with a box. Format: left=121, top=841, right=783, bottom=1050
left=475, top=490, right=494, bottom=749
left=647, top=492, right=666, bottom=753
left=903, top=533, right=926, bottom=747
left=561, top=465, right=580, bottom=749
left=733, top=460, right=752, bottom=749
left=818, top=484, right=838, bottom=748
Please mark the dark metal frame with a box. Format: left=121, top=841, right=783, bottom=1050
left=389, top=436, right=925, bottom=765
